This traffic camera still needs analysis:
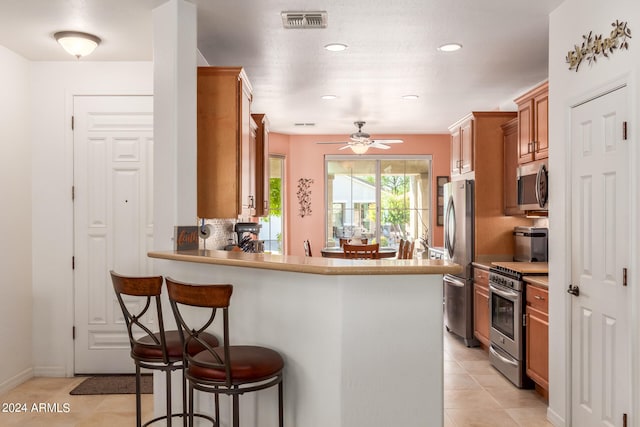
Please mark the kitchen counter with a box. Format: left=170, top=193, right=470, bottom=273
left=148, top=248, right=452, bottom=426
left=472, top=261, right=493, bottom=271
left=148, top=249, right=461, bottom=276
left=524, top=275, right=549, bottom=289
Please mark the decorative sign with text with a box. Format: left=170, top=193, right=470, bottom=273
left=174, top=226, right=199, bottom=250
left=566, top=20, right=631, bottom=72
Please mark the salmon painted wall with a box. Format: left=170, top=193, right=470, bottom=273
left=270, top=132, right=450, bottom=256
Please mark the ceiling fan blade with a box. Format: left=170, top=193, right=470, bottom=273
left=371, top=139, right=403, bottom=144
left=338, top=145, right=352, bottom=150
left=370, top=143, right=391, bottom=149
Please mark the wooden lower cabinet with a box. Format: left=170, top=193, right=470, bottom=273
left=473, top=267, right=490, bottom=348
left=525, top=284, right=549, bottom=393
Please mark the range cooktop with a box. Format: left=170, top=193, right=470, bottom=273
left=491, top=261, right=549, bottom=275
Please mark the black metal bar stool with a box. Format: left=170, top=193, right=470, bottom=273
left=110, top=271, right=219, bottom=427
left=166, top=277, right=285, bottom=427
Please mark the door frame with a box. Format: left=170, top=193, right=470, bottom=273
left=562, top=73, right=639, bottom=426
left=64, top=89, right=153, bottom=377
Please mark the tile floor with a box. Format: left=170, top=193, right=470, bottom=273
left=444, top=330, right=553, bottom=427
left=0, top=335, right=552, bottom=427
left=0, top=376, right=153, bottom=427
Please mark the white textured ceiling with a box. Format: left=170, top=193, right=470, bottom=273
left=0, top=0, right=563, bottom=135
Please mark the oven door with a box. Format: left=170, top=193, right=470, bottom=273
left=489, top=283, right=522, bottom=359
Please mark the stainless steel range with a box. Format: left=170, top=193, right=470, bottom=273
left=488, top=263, right=546, bottom=388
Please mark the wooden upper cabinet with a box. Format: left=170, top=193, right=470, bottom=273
left=449, top=116, right=474, bottom=177
left=515, top=81, right=549, bottom=164
left=251, top=114, right=270, bottom=217
left=501, top=118, right=522, bottom=216
left=197, top=66, right=254, bottom=219
left=450, top=127, right=462, bottom=176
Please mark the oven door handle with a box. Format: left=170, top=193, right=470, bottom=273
left=489, top=283, right=520, bottom=300
left=489, top=345, right=518, bottom=367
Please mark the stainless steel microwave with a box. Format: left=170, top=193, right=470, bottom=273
left=517, top=159, right=548, bottom=210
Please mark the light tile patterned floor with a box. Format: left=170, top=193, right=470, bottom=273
left=443, top=331, right=554, bottom=427
left=0, top=335, right=553, bottom=426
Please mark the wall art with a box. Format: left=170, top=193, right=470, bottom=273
left=566, top=20, right=631, bottom=71
left=297, top=178, right=314, bottom=217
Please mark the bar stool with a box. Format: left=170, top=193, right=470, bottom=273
left=110, top=271, right=219, bottom=427
left=165, top=277, right=285, bottom=427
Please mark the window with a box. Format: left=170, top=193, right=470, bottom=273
left=326, top=155, right=432, bottom=250
left=260, top=156, right=285, bottom=254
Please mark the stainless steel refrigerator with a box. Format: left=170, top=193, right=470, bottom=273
left=443, top=180, right=478, bottom=347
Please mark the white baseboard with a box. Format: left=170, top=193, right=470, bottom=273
left=547, top=407, right=566, bottom=427
left=33, top=366, right=67, bottom=377
left=0, top=368, right=34, bottom=395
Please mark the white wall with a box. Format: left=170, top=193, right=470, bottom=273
left=0, top=46, right=33, bottom=392
left=30, top=61, right=153, bottom=375
left=548, top=1, right=640, bottom=425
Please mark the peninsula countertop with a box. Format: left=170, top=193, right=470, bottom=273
left=148, top=249, right=462, bottom=276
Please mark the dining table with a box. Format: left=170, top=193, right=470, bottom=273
left=320, top=246, right=397, bottom=258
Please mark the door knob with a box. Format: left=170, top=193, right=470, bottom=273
left=567, top=284, right=580, bottom=296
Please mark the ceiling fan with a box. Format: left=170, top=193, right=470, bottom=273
left=317, top=121, right=403, bottom=154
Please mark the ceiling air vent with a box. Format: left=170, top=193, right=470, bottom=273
left=281, top=11, right=328, bottom=29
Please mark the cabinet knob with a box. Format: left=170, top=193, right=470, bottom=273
left=534, top=295, right=545, bottom=301
left=248, top=195, right=255, bottom=208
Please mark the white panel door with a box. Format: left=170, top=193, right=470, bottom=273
left=571, top=86, right=629, bottom=427
left=73, top=95, right=154, bottom=374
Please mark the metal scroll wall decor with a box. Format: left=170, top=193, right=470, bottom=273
left=297, top=178, right=314, bottom=217
left=566, top=20, right=631, bottom=71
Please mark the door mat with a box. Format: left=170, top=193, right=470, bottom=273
left=69, top=374, right=152, bottom=395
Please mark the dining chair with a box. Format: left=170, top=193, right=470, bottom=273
left=343, top=243, right=380, bottom=259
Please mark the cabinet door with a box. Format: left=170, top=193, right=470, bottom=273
left=252, top=114, right=270, bottom=217
left=526, top=305, right=549, bottom=390
left=502, top=118, right=522, bottom=215
left=450, top=127, right=462, bottom=176
left=533, top=92, right=549, bottom=160
left=460, top=119, right=474, bottom=174
left=517, top=100, right=535, bottom=164
left=473, top=283, right=490, bottom=347
left=239, top=81, right=256, bottom=218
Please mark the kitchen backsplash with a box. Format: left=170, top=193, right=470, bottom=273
left=199, top=218, right=237, bottom=250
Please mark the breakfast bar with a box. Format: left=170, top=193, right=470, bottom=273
left=148, top=249, right=460, bottom=427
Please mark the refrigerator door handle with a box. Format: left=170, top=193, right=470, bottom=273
left=444, top=275, right=466, bottom=288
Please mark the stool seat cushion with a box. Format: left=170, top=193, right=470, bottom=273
left=133, top=331, right=219, bottom=361
left=189, top=345, right=284, bottom=382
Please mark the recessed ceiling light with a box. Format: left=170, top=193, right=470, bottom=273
left=402, top=95, right=419, bottom=100
left=438, top=43, right=462, bottom=52
left=324, top=43, right=348, bottom=52
left=321, top=95, right=337, bottom=100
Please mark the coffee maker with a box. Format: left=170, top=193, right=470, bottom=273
left=234, top=222, right=263, bottom=253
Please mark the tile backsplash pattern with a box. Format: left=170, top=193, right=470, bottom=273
left=199, top=219, right=237, bottom=250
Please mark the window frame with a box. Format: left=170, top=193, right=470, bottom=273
left=324, top=154, right=433, bottom=248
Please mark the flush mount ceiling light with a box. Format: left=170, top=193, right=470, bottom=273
left=324, top=43, right=348, bottom=52
left=402, top=95, right=419, bottom=100
left=437, top=43, right=462, bottom=52
left=321, top=94, right=337, bottom=100
left=54, top=31, right=101, bottom=58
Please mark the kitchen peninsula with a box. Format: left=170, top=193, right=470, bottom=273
left=149, top=249, right=461, bottom=427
